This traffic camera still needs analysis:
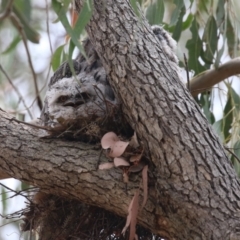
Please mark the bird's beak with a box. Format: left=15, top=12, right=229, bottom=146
left=63, top=98, right=85, bottom=107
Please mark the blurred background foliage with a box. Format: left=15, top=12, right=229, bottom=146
left=0, top=0, right=240, bottom=239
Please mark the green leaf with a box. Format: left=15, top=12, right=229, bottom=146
left=172, top=6, right=185, bottom=42
left=67, top=40, right=77, bottom=77
left=199, top=93, right=215, bottom=124
left=198, top=0, right=210, bottom=14
left=12, top=5, right=40, bottom=43
left=212, top=119, right=224, bottom=141
left=2, top=35, right=21, bottom=54
left=13, top=0, right=31, bottom=21
left=0, top=0, right=8, bottom=10
left=52, top=0, right=92, bottom=55
left=215, top=42, right=225, bottom=68
left=233, top=140, right=240, bottom=176
left=234, top=140, right=240, bottom=160
left=216, top=0, right=225, bottom=27
left=130, top=0, right=140, bottom=17
left=226, top=16, right=236, bottom=58
left=182, top=13, right=193, bottom=31
left=202, top=16, right=218, bottom=64
left=170, top=0, right=184, bottom=27
left=74, top=0, right=93, bottom=39
left=228, top=85, right=240, bottom=112
left=222, top=92, right=233, bottom=143
left=186, top=18, right=206, bottom=75
left=145, top=0, right=164, bottom=25
left=200, top=48, right=212, bottom=67
left=51, top=44, right=65, bottom=71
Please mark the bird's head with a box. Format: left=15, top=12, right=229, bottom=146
left=41, top=70, right=117, bottom=128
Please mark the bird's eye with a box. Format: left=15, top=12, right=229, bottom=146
left=58, top=96, right=68, bottom=102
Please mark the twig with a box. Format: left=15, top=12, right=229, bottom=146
left=10, top=187, right=38, bottom=199
left=0, top=219, right=22, bottom=228
left=7, top=116, right=49, bottom=131
left=0, top=183, right=33, bottom=203
left=0, top=0, right=14, bottom=20
left=27, top=64, right=51, bottom=110
left=92, top=84, right=109, bottom=115
left=183, top=53, right=190, bottom=91
left=225, top=146, right=240, bottom=164
left=10, top=13, right=43, bottom=110
left=0, top=64, right=34, bottom=119
left=45, top=0, right=53, bottom=55
left=57, top=123, right=76, bottom=138
left=73, top=120, right=98, bottom=137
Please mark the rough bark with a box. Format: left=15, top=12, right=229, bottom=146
left=73, top=1, right=240, bottom=239
left=0, top=109, right=157, bottom=231
left=1, top=0, right=240, bottom=239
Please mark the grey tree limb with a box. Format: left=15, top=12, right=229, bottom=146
left=190, top=58, right=240, bottom=96
left=0, top=108, right=158, bottom=232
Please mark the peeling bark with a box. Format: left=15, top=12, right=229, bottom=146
left=1, top=0, right=240, bottom=239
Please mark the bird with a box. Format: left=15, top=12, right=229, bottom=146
left=39, top=26, right=180, bottom=141
left=40, top=38, right=129, bottom=142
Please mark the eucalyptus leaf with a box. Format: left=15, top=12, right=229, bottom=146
left=226, top=16, right=236, bottom=57
left=170, top=0, right=184, bottom=27
left=202, top=16, right=218, bottom=64
left=216, top=0, right=225, bottom=27
left=67, top=40, right=77, bottom=77
left=172, top=6, right=185, bottom=42
left=182, top=13, right=193, bottom=31
left=51, top=44, right=65, bottom=71
left=222, top=92, right=233, bottom=143
left=2, top=35, right=21, bottom=54
left=12, top=5, right=40, bottom=43
left=52, top=0, right=92, bottom=58
left=198, top=0, right=210, bottom=14
left=130, top=0, right=140, bottom=17
left=233, top=140, right=240, bottom=176
left=228, top=85, right=240, bottom=112
left=186, top=18, right=206, bottom=75
left=199, top=93, right=215, bottom=124
left=145, top=0, right=164, bottom=25
left=13, top=0, right=31, bottom=21
left=212, top=119, right=224, bottom=141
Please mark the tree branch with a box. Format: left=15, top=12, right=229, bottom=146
left=0, top=0, right=14, bottom=20
left=190, top=58, right=240, bottom=96
left=1, top=1, right=240, bottom=239
left=0, top=109, right=158, bottom=232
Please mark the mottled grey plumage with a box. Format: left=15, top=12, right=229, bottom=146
left=40, top=26, right=180, bottom=140
left=40, top=39, right=116, bottom=129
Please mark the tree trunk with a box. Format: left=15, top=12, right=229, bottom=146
left=74, top=0, right=240, bottom=239
left=1, top=0, right=240, bottom=239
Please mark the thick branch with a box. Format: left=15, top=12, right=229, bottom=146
left=190, top=58, right=240, bottom=96
left=0, top=109, right=158, bottom=232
